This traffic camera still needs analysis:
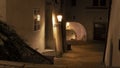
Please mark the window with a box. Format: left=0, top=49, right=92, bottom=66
left=100, top=0, right=106, bottom=6
left=33, top=20, right=40, bottom=31
left=33, top=9, right=40, bottom=31
left=94, top=23, right=106, bottom=41
left=93, top=0, right=99, bottom=6
left=71, top=0, right=76, bottom=7
left=55, top=0, right=58, bottom=4
left=93, top=0, right=106, bottom=6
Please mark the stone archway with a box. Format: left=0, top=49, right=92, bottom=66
left=66, top=22, right=87, bottom=41
left=66, top=29, right=77, bottom=41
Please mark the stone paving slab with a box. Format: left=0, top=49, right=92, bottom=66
left=54, top=42, right=106, bottom=68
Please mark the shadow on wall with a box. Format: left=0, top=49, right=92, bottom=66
left=0, top=21, right=53, bottom=64
left=66, top=22, right=87, bottom=41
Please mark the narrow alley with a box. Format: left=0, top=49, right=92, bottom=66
left=54, top=41, right=106, bottom=68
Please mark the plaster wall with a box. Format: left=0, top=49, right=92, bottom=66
left=0, top=0, right=6, bottom=21
left=6, top=0, right=45, bottom=53
left=105, top=0, right=120, bottom=67
left=52, top=11, right=63, bottom=57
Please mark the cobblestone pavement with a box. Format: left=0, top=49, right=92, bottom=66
left=54, top=41, right=107, bottom=68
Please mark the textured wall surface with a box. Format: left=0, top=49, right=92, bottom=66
left=6, top=0, right=45, bottom=53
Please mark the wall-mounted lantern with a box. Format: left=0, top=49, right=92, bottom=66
left=57, top=15, right=63, bottom=22
left=54, top=14, right=63, bottom=27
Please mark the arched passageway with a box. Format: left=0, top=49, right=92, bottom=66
left=66, top=29, right=77, bottom=40
left=66, top=22, right=87, bottom=41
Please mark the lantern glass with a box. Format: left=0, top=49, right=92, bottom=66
left=57, top=15, right=63, bottom=22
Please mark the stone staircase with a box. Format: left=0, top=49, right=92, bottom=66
left=0, top=21, right=53, bottom=64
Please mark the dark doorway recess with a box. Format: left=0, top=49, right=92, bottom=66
left=94, top=23, right=107, bottom=41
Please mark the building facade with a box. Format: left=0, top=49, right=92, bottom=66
left=63, top=0, right=110, bottom=41
left=0, top=0, right=64, bottom=57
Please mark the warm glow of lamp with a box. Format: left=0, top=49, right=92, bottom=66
left=36, top=14, right=40, bottom=21
left=66, top=22, right=70, bottom=27
left=66, top=22, right=70, bottom=29
left=57, top=15, right=63, bottom=22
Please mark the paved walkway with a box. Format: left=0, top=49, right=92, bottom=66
left=0, top=41, right=108, bottom=68
left=54, top=41, right=106, bottom=68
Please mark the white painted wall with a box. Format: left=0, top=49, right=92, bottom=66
left=105, top=0, right=120, bottom=67
left=6, top=0, right=45, bottom=53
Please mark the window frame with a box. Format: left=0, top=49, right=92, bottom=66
left=93, top=0, right=106, bottom=7
left=71, top=0, right=77, bottom=7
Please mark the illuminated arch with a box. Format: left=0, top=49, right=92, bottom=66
left=66, top=29, right=77, bottom=40
left=66, top=22, right=87, bottom=41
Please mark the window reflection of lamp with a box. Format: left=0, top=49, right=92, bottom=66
left=33, top=9, right=40, bottom=31
left=36, top=14, right=40, bottom=21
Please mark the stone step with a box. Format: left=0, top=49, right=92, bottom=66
left=0, top=60, right=67, bottom=68
left=0, top=60, right=112, bottom=68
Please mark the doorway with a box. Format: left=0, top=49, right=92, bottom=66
left=94, top=23, right=107, bottom=41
